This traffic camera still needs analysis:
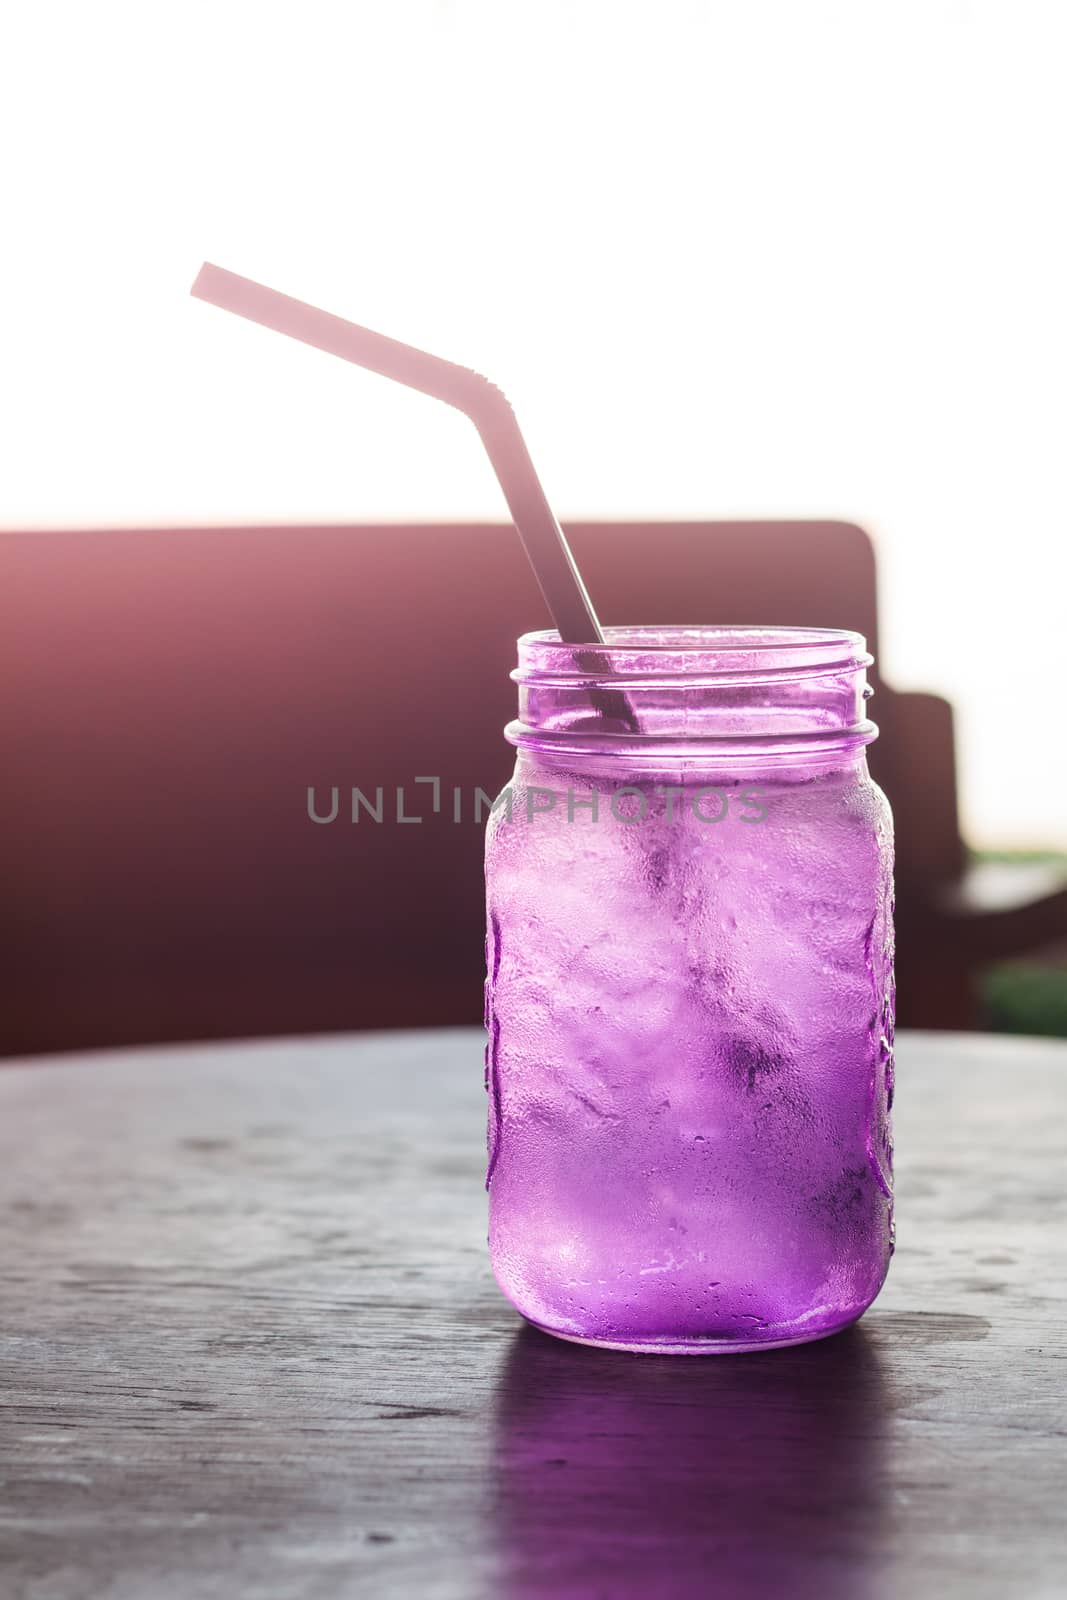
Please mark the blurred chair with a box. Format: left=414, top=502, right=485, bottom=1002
left=2, top=519, right=1064, bottom=1054
left=877, top=690, right=1067, bottom=1027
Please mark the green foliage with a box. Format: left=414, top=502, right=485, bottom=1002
left=981, top=962, right=1067, bottom=1038
left=973, top=850, right=1067, bottom=1037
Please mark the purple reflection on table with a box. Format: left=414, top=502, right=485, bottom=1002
left=490, top=1322, right=889, bottom=1599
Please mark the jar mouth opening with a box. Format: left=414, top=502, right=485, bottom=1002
left=522, top=625, right=865, bottom=656
left=515, top=626, right=872, bottom=686
left=510, top=625, right=877, bottom=759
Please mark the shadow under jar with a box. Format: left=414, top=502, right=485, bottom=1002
left=483, top=627, right=895, bottom=1354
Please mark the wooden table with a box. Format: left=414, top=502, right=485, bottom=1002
left=1, top=1029, right=1064, bottom=1599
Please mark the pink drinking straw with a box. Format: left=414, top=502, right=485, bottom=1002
left=190, top=264, right=637, bottom=729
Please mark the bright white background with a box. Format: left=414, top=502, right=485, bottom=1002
left=1, top=0, right=1064, bottom=846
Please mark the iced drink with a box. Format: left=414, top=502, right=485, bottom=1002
left=484, top=626, right=894, bottom=1353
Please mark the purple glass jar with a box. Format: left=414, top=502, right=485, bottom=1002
left=483, top=627, right=895, bottom=1354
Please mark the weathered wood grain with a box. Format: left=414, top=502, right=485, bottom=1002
left=0, top=1029, right=1064, bottom=1599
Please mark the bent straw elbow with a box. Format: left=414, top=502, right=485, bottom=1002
left=189, top=262, right=638, bottom=724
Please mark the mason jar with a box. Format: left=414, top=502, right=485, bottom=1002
left=483, top=626, right=895, bottom=1354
